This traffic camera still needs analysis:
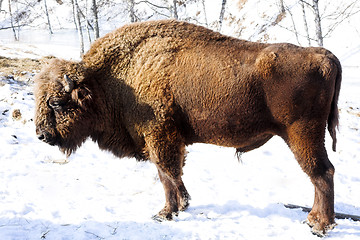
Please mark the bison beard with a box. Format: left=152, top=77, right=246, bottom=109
left=34, top=20, right=341, bottom=236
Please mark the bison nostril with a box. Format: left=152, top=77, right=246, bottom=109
left=37, top=134, right=45, bottom=141
left=37, top=131, right=57, bottom=145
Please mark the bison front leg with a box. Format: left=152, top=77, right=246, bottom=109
left=285, top=122, right=335, bottom=236
left=154, top=168, right=190, bottom=221
left=145, top=126, right=191, bottom=221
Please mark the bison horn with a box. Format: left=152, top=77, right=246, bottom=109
left=63, top=74, right=74, bottom=92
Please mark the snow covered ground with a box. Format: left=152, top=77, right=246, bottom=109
left=1, top=29, right=360, bottom=239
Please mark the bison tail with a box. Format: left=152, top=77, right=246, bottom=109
left=326, top=54, right=342, bottom=152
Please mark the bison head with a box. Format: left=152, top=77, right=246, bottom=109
left=34, top=58, right=94, bottom=156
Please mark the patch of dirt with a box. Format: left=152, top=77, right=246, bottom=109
left=347, top=107, right=360, bottom=117
left=12, top=109, right=22, bottom=121
left=341, top=106, right=360, bottom=117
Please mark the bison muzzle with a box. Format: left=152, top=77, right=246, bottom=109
left=34, top=20, right=341, bottom=235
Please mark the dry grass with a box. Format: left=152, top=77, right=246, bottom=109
left=0, top=56, right=43, bottom=82
left=237, top=0, right=248, bottom=10
left=347, top=107, right=360, bottom=117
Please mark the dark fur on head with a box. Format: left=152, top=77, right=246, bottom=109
left=34, top=58, right=94, bottom=156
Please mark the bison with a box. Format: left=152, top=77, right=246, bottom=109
left=34, top=20, right=341, bottom=235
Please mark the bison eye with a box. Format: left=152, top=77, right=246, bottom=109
left=48, top=98, right=66, bottom=109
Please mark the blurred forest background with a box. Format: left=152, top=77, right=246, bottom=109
left=0, top=0, right=360, bottom=57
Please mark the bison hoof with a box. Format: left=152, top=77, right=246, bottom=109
left=179, top=199, right=190, bottom=212
left=309, top=222, right=337, bottom=238
left=152, top=214, right=169, bottom=222
left=305, top=217, right=337, bottom=237
left=152, top=209, right=179, bottom=222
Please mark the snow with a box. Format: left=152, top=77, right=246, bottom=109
left=1, top=5, right=360, bottom=239
left=0, top=29, right=85, bottom=60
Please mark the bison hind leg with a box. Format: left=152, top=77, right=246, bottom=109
left=285, top=121, right=335, bottom=234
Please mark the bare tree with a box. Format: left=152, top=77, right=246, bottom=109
left=73, top=0, right=84, bottom=56
left=280, top=0, right=360, bottom=46
left=136, top=0, right=177, bottom=19
left=8, top=0, right=18, bottom=41
left=322, top=0, right=360, bottom=38
left=312, top=0, right=323, bottom=46
left=300, top=0, right=311, bottom=46
left=85, top=0, right=92, bottom=43
left=218, top=0, right=227, bottom=32
left=43, top=0, right=53, bottom=34
left=91, top=0, right=99, bottom=38
left=279, top=0, right=285, bottom=13
left=128, top=0, right=136, bottom=22
left=201, top=0, right=208, bottom=26
left=286, top=4, right=301, bottom=45
left=71, top=0, right=79, bottom=30
left=172, top=0, right=178, bottom=19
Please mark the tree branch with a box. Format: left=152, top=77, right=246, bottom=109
left=0, top=24, right=26, bottom=30
left=298, top=0, right=312, bottom=9
left=324, top=8, right=360, bottom=38
left=136, top=0, right=169, bottom=10
left=277, top=23, right=318, bottom=43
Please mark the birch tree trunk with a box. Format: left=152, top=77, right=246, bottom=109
left=91, top=0, right=99, bottom=39
left=128, top=0, right=136, bottom=22
left=312, top=0, right=323, bottom=46
left=73, top=0, right=84, bottom=56
left=218, top=0, right=227, bottom=32
left=300, top=0, right=311, bottom=46
left=202, top=0, right=208, bottom=26
left=8, top=0, right=18, bottom=41
left=44, top=0, right=53, bottom=34
left=279, top=0, right=285, bottom=13
left=71, top=0, right=79, bottom=30
left=172, top=0, right=178, bottom=19
left=85, top=0, right=92, bottom=43
left=287, top=4, right=301, bottom=45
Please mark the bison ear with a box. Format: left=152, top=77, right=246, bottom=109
left=72, top=85, right=92, bottom=109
